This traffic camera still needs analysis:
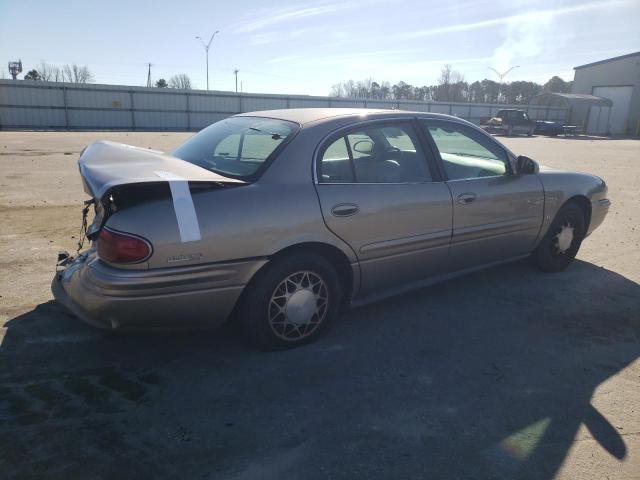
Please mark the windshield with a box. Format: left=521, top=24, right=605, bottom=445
left=173, top=117, right=297, bottom=180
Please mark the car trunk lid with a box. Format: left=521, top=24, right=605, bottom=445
left=77, top=140, right=245, bottom=242
left=79, top=140, right=244, bottom=200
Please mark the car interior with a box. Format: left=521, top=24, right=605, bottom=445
left=426, top=123, right=510, bottom=179
left=321, top=123, right=509, bottom=183
left=320, top=126, right=432, bottom=183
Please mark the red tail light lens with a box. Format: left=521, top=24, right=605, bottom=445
left=97, top=228, right=152, bottom=264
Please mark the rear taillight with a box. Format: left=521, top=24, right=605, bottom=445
left=97, top=228, right=152, bottom=264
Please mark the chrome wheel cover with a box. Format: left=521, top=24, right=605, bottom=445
left=268, top=271, right=329, bottom=341
left=553, top=220, right=575, bottom=255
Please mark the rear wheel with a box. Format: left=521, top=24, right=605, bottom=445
left=238, top=253, right=342, bottom=350
left=530, top=203, right=586, bottom=272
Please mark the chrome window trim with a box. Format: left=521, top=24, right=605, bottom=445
left=445, top=175, right=506, bottom=183
left=313, top=116, right=443, bottom=185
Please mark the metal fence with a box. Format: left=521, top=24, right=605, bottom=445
left=0, top=80, right=568, bottom=130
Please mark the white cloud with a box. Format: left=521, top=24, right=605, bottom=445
left=490, top=11, right=555, bottom=73
left=396, top=0, right=633, bottom=40
left=265, top=54, right=305, bottom=64
left=489, top=0, right=635, bottom=74
left=246, top=26, right=320, bottom=46
left=230, top=1, right=359, bottom=34
left=266, top=51, right=494, bottom=83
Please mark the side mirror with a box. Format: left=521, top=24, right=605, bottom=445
left=352, top=140, right=374, bottom=155
left=517, top=155, right=539, bottom=174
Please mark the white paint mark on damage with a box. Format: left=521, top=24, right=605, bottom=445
left=154, top=170, right=202, bottom=243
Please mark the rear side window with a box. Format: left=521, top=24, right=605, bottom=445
left=319, top=123, right=433, bottom=184
left=173, top=117, right=297, bottom=180
left=320, top=137, right=353, bottom=183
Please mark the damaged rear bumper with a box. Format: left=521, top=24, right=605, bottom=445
left=51, top=251, right=267, bottom=331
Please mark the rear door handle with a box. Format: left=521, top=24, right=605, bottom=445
left=457, top=193, right=477, bottom=205
left=331, top=203, right=359, bottom=217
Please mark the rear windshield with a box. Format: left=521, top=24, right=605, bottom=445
left=173, top=117, right=297, bottom=180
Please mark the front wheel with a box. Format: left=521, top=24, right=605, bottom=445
left=530, top=203, right=586, bottom=272
left=238, top=253, right=342, bottom=350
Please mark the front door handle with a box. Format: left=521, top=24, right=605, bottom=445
left=457, top=193, right=477, bottom=205
left=331, top=203, right=359, bottom=217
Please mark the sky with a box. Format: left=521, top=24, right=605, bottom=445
left=1, top=0, right=639, bottom=95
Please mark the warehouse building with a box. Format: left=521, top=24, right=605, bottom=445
left=572, top=51, right=640, bottom=135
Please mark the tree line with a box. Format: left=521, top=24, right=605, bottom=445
left=330, top=65, right=573, bottom=104
left=24, top=62, right=95, bottom=83
left=154, top=74, right=192, bottom=89
left=20, top=62, right=193, bottom=89
left=18, top=61, right=573, bottom=99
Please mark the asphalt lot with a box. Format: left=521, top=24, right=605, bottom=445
left=1, top=131, right=639, bottom=480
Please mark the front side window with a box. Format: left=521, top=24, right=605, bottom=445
left=319, top=123, right=433, bottom=184
left=380, top=126, right=416, bottom=151
left=422, top=121, right=510, bottom=181
left=173, top=117, right=297, bottom=180
left=347, top=132, right=375, bottom=160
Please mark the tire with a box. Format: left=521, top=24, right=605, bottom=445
left=527, top=127, right=534, bottom=136
left=530, top=203, right=586, bottom=272
left=238, top=252, right=342, bottom=350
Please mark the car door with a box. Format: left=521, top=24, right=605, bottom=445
left=514, top=111, right=530, bottom=134
left=315, top=120, right=452, bottom=297
left=420, top=119, right=544, bottom=272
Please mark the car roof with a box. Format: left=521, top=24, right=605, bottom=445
left=234, top=108, right=466, bottom=126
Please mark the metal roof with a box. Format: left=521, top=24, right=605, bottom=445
left=574, top=51, right=640, bottom=70
left=531, top=92, right=613, bottom=108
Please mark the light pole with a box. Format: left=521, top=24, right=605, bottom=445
left=234, top=69, right=239, bottom=92
left=195, top=30, right=219, bottom=90
left=488, top=65, right=520, bottom=82
left=488, top=66, right=520, bottom=103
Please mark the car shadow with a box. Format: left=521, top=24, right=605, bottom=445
left=1, top=260, right=639, bottom=479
